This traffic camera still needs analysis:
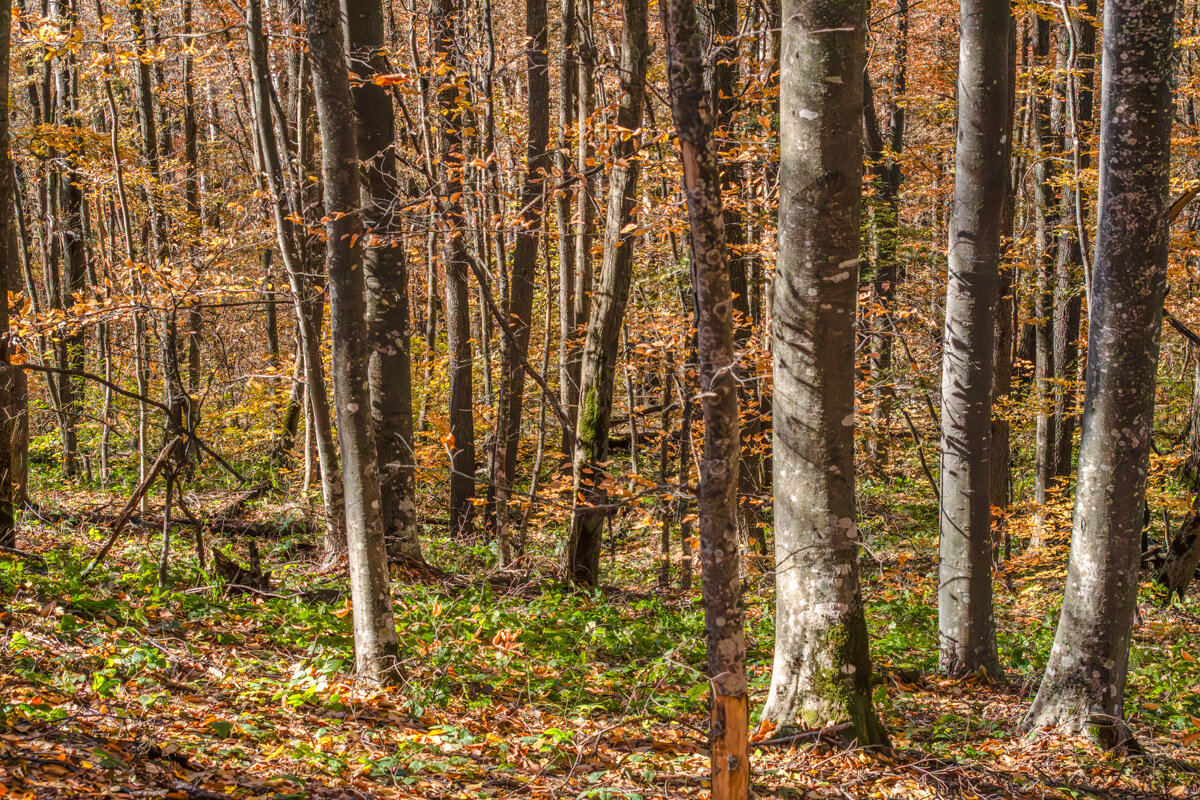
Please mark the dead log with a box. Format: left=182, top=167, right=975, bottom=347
left=1158, top=513, right=1200, bottom=601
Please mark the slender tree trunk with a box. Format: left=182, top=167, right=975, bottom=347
left=864, top=0, right=907, bottom=470
left=0, top=3, right=17, bottom=547
left=761, top=0, right=888, bottom=747
left=1031, top=16, right=1057, bottom=535
left=1051, top=0, right=1096, bottom=480
left=489, top=0, right=550, bottom=563
left=245, top=0, right=345, bottom=550
left=347, top=0, right=423, bottom=565
left=557, top=0, right=578, bottom=432
left=1023, top=0, right=1175, bottom=749
left=433, top=0, right=477, bottom=538
left=565, top=0, right=648, bottom=585
left=661, top=0, right=748, bottom=790
left=991, top=13, right=1019, bottom=537
left=564, top=0, right=596, bottom=454
left=936, top=0, right=1009, bottom=678
left=305, top=0, right=402, bottom=682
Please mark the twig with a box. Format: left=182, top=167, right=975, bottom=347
left=901, top=407, right=940, bottom=500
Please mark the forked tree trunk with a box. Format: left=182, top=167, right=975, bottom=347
left=761, top=0, right=888, bottom=747
left=660, top=0, right=747, bottom=791
left=347, top=0, right=423, bottom=565
left=1023, top=0, right=1176, bottom=748
left=565, top=0, right=648, bottom=585
left=305, top=0, right=402, bottom=682
left=936, top=0, right=1009, bottom=678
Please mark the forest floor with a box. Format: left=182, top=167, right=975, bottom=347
left=2, top=479, right=1200, bottom=799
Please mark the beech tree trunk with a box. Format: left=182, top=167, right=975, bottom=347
left=761, top=0, right=888, bottom=747
left=565, top=0, right=648, bottom=584
left=305, top=0, right=402, bottom=682
left=1023, top=0, right=1176, bottom=748
left=936, top=0, right=1009, bottom=678
left=347, top=0, right=423, bottom=565
left=661, top=0, right=747, bottom=791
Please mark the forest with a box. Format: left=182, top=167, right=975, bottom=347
left=2, top=0, right=1200, bottom=795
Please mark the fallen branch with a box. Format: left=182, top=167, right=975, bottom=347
left=82, top=436, right=182, bottom=578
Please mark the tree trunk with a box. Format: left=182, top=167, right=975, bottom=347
left=1023, top=0, right=1175, bottom=748
left=1031, top=16, right=1057, bottom=535
left=936, top=0, right=1009, bottom=678
left=1051, top=0, right=1097, bottom=480
left=564, top=0, right=596, bottom=455
left=305, top=0, right=402, bottom=682
left=864, top=0, right=907, bottom=472
left=0, top=3, right=17, bottom=547
left=557, top=0, right=577, bottom=427
left=433, top=0, right=477, bottom=538
left=245, top=0, right=346, bottom=550
left=661, top=0, right=748, bottom=791
left=347, top=0, right=423, bottom=565
left=761, top=0, right=888, bottom=747
left=565, top=0, right=648, bottom=585
left=489, top=0, right=550, bottom=564
left=990, top=13, right=1018, bottom=541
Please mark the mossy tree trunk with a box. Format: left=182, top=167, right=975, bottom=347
left=761, top=0, right=888, bottom=748
left=565, top=0, right=648, bottom=585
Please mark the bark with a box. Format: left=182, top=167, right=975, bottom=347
left=433, top=0, right=477, bottom=537
left=661, top=0, right=748, bottom=790
left=305, top=0, right=402, bottom=682
left=347, top=0, right=423, bottom=564
left=761, top=0, right=887, bottom=747
left=1023, top=0, right=1176, bottom=748
left=489, top=0, right=551, bottom=564
left=936, top=0, right=1009, bottom=678
left=565, top=0, right=648, bottom=585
